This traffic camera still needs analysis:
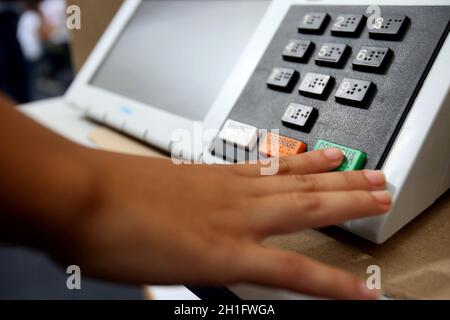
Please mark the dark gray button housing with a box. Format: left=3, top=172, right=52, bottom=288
left=352, top=46, right=393, bottom=74
left=331, top=14, right=365, bottom=37
left=298, top=72, right=334, bottom=100
left=282, top=39, right=314, bottom=63
left=368, top=15, right=409, bottom=40
left=298, top=12, right=330, bottom=34
left=335, top=78, right=376, bottom=108
left=266, top=68, right=299, bottom=93
left=315, top=43, right=350, bottom=68
left=281, top=103, right=318, bottom=132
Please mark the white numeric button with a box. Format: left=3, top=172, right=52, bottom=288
left=218, top=120, right=258, bottom=150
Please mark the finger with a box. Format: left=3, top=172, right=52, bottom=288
left=232, top=149, right=344, bottom=177
left=246, top=190, right=391, bottom=237
left=236, top=245, right=378, bottom=300
left=247, top=170, right=386, bottom=196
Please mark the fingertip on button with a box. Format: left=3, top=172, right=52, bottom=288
left=323, top=148, right=344, bottom=162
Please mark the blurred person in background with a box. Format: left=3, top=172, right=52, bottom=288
left=1, top=0, right=72, bottom=103
left=17, top=0, right=45, bottom=100
left=15, top=0, right=72, bottom=101
left=17, top=0, right=44, bottom=63
left=0, top=1, right=31, bottom=103
left=36, top=0, right=72, bottom=96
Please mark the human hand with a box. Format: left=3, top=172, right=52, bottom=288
left=49, top=147, right=390, bottom=300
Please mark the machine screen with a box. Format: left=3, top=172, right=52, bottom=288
left=90, top=0, right=270, bottom=121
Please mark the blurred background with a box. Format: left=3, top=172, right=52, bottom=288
left=0, top=0, right=142, bottom=299
left=0, top=0, right=74, bottom=103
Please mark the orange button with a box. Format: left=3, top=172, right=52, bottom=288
left=259, top=132, right=307, bottom=157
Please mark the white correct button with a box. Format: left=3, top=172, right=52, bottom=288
left=218, top=120, right=258, bottom=150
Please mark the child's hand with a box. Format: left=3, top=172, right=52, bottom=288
left=0, top=92, right=389, bottom=299
left=55, top=148, right=390, bottom=300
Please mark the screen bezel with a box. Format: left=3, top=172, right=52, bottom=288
left=65, top=0, right=275, bottom=156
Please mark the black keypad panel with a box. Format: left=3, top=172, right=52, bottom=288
left=335, top=78, right=375, bottom=108
left=298, top=12, right=330, bottom=34
left=352, top=46, right=393, bottom=74
left=218, top=6, right=450, bottom=170
left=282, top=39, right=314, bottom=63
left=315, top=43, right=349, bottom=68
left=266, top=67, right=299, bottom=92
left=281, top=103, right=318, bottom=132
left=299, top=72, right=334, bottom=100
left=331, top=14, right=365, bottom=37
left=368, top=15, right=410, bottom=40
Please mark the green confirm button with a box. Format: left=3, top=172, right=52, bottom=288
left=314, top=139, right=367, bottom=171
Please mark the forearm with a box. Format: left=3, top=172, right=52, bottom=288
left=0, top=94, right=96, bottom=249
